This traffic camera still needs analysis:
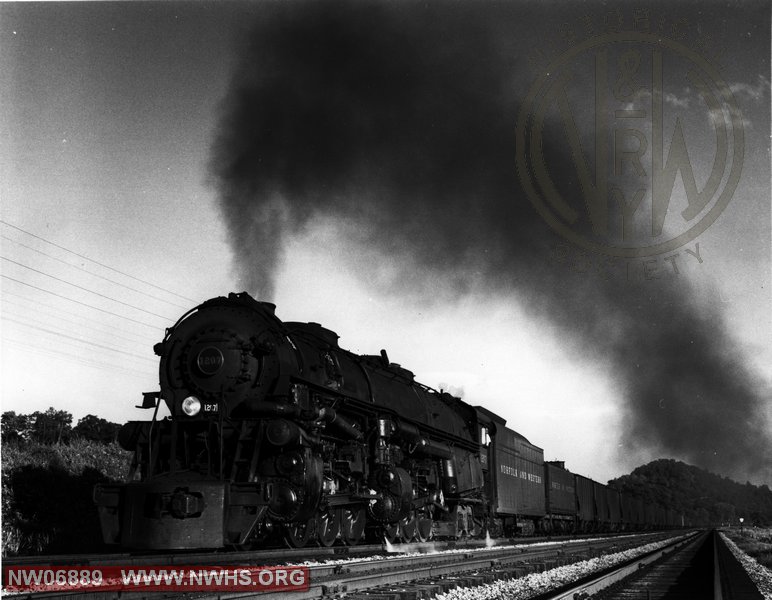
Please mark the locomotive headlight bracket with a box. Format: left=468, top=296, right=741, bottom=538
left=182, top=395, right=202, bottom=416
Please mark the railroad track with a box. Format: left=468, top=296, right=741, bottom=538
left=2, top=531, right=683, bottom=599
left=237, top=532, right=684, bottom=600
left=1, top=531, right=660, bottom=569
left=542, top=530, right=765, bottom=600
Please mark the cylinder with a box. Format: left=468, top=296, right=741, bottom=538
left=319, top=407, right=364, bottom=440
left=394, top=420, right=421, bottom=443
left=415, top=438, right=453, bottom=459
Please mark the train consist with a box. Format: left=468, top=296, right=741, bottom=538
left=95, top=292, right=679, bottom=549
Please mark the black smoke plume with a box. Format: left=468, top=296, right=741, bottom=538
left=210, top=2, right=771, bottom=483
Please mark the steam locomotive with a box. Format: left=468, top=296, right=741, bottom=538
left=95, top=292, right=678, bottom=549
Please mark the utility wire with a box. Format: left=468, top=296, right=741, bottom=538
left=4, top=338, right=156, bottom=380
left=4, top=326, right=155, bottom=371
left=4, top=333, right=156, bottom=374
left=1, top=235, right=190, bottom=311
left=1, top=275, right=163, bottom=331
left=1, top=256, right=176, bottom=321
left=2, top=298, right=158, bottom=351
left=2, top=316, right=158, bottom=363
left=0, top=220, right=198, bottom=304
left=1, top=291, right=159, bottom=344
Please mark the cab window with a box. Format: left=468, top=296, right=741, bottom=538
left=480, top=426, right=491, bottom=447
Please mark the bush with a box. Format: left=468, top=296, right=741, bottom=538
left=2, top=439, right=132, bottom=556
left=724, top=527, right=772, bottom=569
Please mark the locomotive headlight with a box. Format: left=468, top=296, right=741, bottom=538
left=181, top=395, right=202, bottom=416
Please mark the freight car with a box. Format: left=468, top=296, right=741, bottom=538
left=95, top=292, right=677, bottom=549
left=541, top=462, right=680, bottom=533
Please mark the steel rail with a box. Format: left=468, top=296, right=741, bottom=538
left=3, top=532, right=685, bottom=600
left=201, top=532, right=687, bottom=600
left=2, top=530, right=673, bottom=568
left=535, top=530, right=704, bottom=600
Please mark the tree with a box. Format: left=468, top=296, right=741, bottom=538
left=715, top=502, right=736, bottom=525
left=73, top=415, right=121, bottom=444
left=30, top=408, right=72, bottom=444
left=1, top=411, right=32, bottom=443
left=609, top=459, right=772, bottom=526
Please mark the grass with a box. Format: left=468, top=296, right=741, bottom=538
left=723, top=527, right=772, bottom=570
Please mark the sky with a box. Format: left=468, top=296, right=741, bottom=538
left=1, top=1, right=770, bottom=487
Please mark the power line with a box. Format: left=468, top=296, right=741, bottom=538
left=1, top=302, right=152, bottom=356
left=1, top=235, right=190, bottom=311
left=0, top=220, right=198, bottom=304
left=4, top=338, right=156, bottom=380
left=1, top=275, right=163, bottom=331
left=4, top=333, right=156, bottom=375
left=2, top=316, right=158, bottom=363
left=1, top=291, right=159, bottom=345
left=3, top=325, right=155, bottom=372
left=1, top=298, right=158, bottom=351
left=1, top=256, right=176, bottom=321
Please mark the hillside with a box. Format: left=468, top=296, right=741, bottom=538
left=609, top=459, right=772, bottom=527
